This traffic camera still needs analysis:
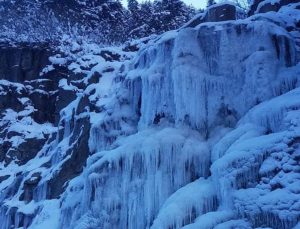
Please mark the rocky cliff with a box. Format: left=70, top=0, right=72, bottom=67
left=0, top=1, right=300, bottom=229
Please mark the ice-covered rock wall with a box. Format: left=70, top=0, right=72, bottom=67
left=0, top=41, right=140, bottom=229
left=130, top=19, right=296, bottom=135
left=0, top=2, right=300, bottom=229
left=58, top=6, right=300, bottom=229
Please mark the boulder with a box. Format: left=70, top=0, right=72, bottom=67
left=184, top=3, right=237, bottom=28
left=205, top=3, right=237, bottom=22
left=248, top=0, right=299, bottom=16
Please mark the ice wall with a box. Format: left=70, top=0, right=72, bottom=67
left=1, top=5, right=300, bottom=229
left=211, top=87, right=300, bottom=228
left=54, top=11, right=300, bottom=229
left=58, top=15, right=299, bottom=229
left=129, top=20, right=296, bottom=136
left=60, top=127, right=211, bottom=229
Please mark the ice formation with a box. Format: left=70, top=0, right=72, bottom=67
left=0, top=1, right=300, bottom=229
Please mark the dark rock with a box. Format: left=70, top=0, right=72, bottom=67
left=48, top=116, right=91, bottom=199
left=248, top=0, right=264, bottom=16
left=258, top=2, right=280, bottom=14
left=1, top=174, right=23, bottom=200
left=76, top=95, right=90, bottom=115
left=0, top=175, right=10, bottom=183
left=100, top=50, right=121, bottom=62
left=88, top=71, right=101, bottom=85
left=55, top=87, right=77, bottom=125
left=25, top=79, right=57, bottom=92
left=248, top=0, right=299, bottom=16
left=29, top=89, right=56, bottom=123
left=153, top=113, right=165, bottom=125
left=13, top=212, right=35, bottom=229
left=43, top=64, right=70, bottom=81
left=25, top=173, right=42, bottom=186
left=20, top=173, right=42, bottom=202
left=0, top=89, right=25, bottom=112
left=123, top=43, right=140, bottom=52
left=79, top=63, right=97, bottom=71
left=0, top=141, right=11, bottom=162
left=5, top=137, right=46, bottom=166
left=0, top=43, right=66, bottom=131
left=0, top=43, right=52, bottom=83
left=6, top=131, right=22, bottom=139
left=57, top=113, right=75, bottom=142
left=184, top=3, right=237, bottom=29
left=205, top=3, right=237, bottom=22
left=216, top=103, right=238, bottom=127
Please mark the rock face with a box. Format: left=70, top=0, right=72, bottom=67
left=184, top=3, right=238, bottom=28
left=248, top=0, right=299, bottom=16
left=60, top=3, right=298, bottom=229
left=0, top=42, right=109, bottom=228
left=0, top=40, right=137, bottom=229
left=136, top=21, right=296, bottom=135
left=0, top=2, right=300, bottom=229
left=0, top=43, right=51, bottom=82
left=206, top=3, right=237, bottom=22
left=0, top=44, right=65, bottom=169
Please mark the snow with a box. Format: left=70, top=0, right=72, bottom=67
left=209, top=83, right=300, bottom=227
left=30, top=200, right=60, bottom=229
left=214, top=219, right=252, bottom=229
left=182, top=211, right=235, bottom=229
left=1, top=3, right=300, bottom=229
left=239, top=86, right=300, bottom=132
left=129, top=17, right=297, bottom=136
left=59, top=79, right=78, bottom=91
left=61, top=127, right=210, bottom=229
left=0, top=108, right=56, bottom=155
left=211, top=123, right=266, bottom=162
left=0, top=80, right=25, bottom=94
left=151, top=178, right=217, bottom=229
left=49, top=55, right=68, bottom=66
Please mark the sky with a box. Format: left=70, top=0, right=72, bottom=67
left=121, top=0, right=207, bottom=9
left=180, top=0, right=207, bottom=8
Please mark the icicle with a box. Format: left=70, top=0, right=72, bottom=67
left=64, top=127, right=210, bottom=229
left=182, top=211, right=235, bottom=229
left=150, top=179, right=218, bottom=229
left=33, top=181, right=48, bottom=202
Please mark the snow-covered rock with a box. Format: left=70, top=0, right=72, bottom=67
left=130, top=18, right=297, bottom=136
left=0, top=2, right=300, bottom=229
